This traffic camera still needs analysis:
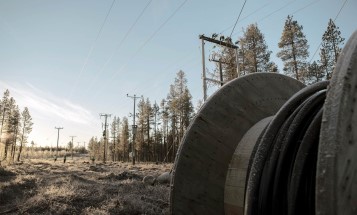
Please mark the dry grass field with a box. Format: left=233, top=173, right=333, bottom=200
left=0, top=156, right=172, bottom=215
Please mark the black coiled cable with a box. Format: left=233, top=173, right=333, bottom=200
left=245, top=81, right=329, bottom=215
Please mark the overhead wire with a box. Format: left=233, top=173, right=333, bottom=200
left=133, top=0, right=188, bottom=58
left=219, top=2, right=270, bottom=35
left=68, top=0, right=116, bottom=99
left=309, top=0, right=348, bottom=63
left=85, top=0, right=153, bottom=93
left=229, top=0, right=247, bottom=38
left=257, top=0, right=295, bottom=23
left=92, top=0, right=188, bottom=99
left=230, top=0, right=296, bottom=38
left=110, top=0, right=189, bottom=79
left=230, top=0, right=318, bottom=38
left=292, top=0, right=321, bottom=15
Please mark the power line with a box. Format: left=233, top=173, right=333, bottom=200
left=309, top=0, right=349, bottom=63
left=69, top=0, right=116, bottom=98
left=230, top=0, right=297, bottom=38
left=253, top=0, right=293, bottom=25
left=133, top=0, right=188, bottom=56
left=219, top=2, right=270, bottom=35
left=230, top=0, right=247, bottom=38
left=108, top=0, right=189, bottom=79
left=92, top=0, right=188, bottom=99
left=292, top=0, right=320, bottom=15
left=86, top=0, right=153, bottom=93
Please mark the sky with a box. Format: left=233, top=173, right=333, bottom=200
left=0, top=0, right=355, bottom=147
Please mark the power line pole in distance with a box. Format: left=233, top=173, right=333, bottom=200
left=55, top=127, right=63, bottom=160
left=127, top=94, right=142, bottom=165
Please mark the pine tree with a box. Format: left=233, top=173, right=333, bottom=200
left=114, top=117, right=120, bottom=161
left=136, top=98, right=146, bottom=162
left=120, top=117, right=129, bottom=161
left=160, top=99, right=169, bottom=162
left=166, top=70, right=194, bottom=162
left=277, top=15, right=309, bottom=82
left=319, top=19, right=345, bottom=79
left=144, top=98, right=153, bottom=161
left=3, top=97, right=17, bottom=160
left=239, top=23, right=273, bottom=74
left=67, top=140, right=74, bottom=159
left=88, top=136, right=100, bottom=161
left=152, top=102, right=160, bottom=162
left=9, top=105, right=21, bottom=161
left=110, top=116, right=119, bottom=161
left=0, top=90, right=10, bottom=160
left=305, top=61, right=324, bottom=85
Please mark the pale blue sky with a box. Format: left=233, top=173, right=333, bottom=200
left=0, top=0, right=355, bottom=147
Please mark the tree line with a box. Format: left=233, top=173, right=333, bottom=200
left=210, top=16, right=344, bottom=85
left=88, top=70, right=195, bottom=163
left=0, top=89, right=33, bottom=163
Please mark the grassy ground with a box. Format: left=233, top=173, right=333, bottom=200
left=0, top=156, right=172, bottom=215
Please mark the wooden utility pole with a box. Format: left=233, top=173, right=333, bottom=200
left=100, top=113, right=111, bottom=163
left=69, top=135, right=76, bottom=159
left=127, top=94, right=141, bottom=165
left=199, top=34, right=239, bottom=100
left=55, top=127, right=63, bottom=159
left=201, top=37, right=208, bottom=101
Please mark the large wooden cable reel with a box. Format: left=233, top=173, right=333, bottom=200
left=170, top=73, right=305, bottom=214
left=170, top=30, right=357, bottom=215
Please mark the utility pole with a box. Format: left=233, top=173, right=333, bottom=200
left=69, top=135, right=76, bottom=159
left=127, top=94, right=141, bottom=165
left=100, top=113, right=111, bottom=163
left=199, top=34, right=239, bottom=101
left=55, top=127, right=63, bottom=159
left=201, top=37, right=208, bottom=101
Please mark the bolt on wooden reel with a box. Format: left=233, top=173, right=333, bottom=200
left=170, top=30, right=357, bottom=215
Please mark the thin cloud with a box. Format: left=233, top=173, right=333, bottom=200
left=0, top=81, right=97, bottom=125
